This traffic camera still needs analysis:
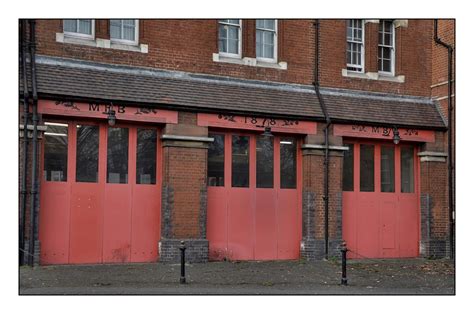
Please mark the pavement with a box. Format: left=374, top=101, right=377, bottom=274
left=19, top=258, right=454, bottom=295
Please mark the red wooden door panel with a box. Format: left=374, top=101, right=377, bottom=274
left=207, top=188, right=228, bottom=261
left=69, top=187, right=103, bottom=263
left=39, top=182, right=70, bottom=264
left=342, top=141, right=419, bottom=259
left=255, top=189, right=277, bottom=260
left=276, top=190, right=300, bottom=259
left=40, top=121, right=162, bottom=265
left=207, top=133, right=301, bottom=261
left=227, top=189, right=255, bottom=260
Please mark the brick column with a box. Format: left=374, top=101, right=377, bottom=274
left=300, top=126, right=345, bottom=260
left=419, top=131, right=450, bottom=258
left=159, top=112, right=211, bottom=263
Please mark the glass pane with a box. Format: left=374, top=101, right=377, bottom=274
left=381, top=146, right=395, bottom=192
left=78, top=19, right=91, bottom=35
left=346, top=21, right=352, bottom=40
left=383, top=59, right=391, bottom=72
left=76, top=125, right=99, bottom=183
left=208, top=134, right=225, bottom=187
left=219, top=38, right=226, bottom=53
left=44, top=123, right=68, bottom=182
left=107, top=127, right=129, bottom=184
left=229, top=38, right=239, bottom=54
left=256, top=30, right=263, bottom=44
left=257, top=136, right=274, bottom=188
left=360, top=144, right=374, bottom=192
left=136, top=129, right=157, bottom=184
left=256, top=19, right=264, bottom=29
left=64, top=20, right=77, bottom=33
left=232, top=136, right=249, bottom=187
left=280, top=137, right=296, bottom=189
left=265, top=19, right=275, bottom=30
left=123, top=19, right=135, bottom=27
left=228, top=19, right=239, bottom=25
left=256, top=31, right=263, bottom=57
left=263, top=31, right=273, bottom=45
left=123, top=25, right=135, bottom=41
left=110, top=23, right=121, bottom=39
left=385, top=33, right=391, bottom=46
left=343, top=144, right=354, bottom=191
left=264, top=44, right=273, bottom=58
left=401, top=147, right=414, bottom=193
left=229, top=26, right=238, bottom=40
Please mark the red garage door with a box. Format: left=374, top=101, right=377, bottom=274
left=207, top=132, right=302, bottom=261
left=39, top=120, right=161, bottom=264
left=342, top=141, right=419, bottom=259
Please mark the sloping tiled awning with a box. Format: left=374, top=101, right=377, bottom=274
left=320, top=88, right=446, bottom=129
left=20, top=56, right=324, bottom=121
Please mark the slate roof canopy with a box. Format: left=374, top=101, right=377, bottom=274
left=19, top=56, right=446, bottom=130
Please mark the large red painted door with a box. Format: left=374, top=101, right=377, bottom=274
left=39, top=120, right=161, bottom=265
left=342, top=141, right=419, bottom=259
left=207, top=133, right=302, bottom=261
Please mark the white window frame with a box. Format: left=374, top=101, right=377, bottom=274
left=256, top=19, right=278, bottom=63
left=346, top=19, right=365, bottom=73
left=378, top=20, right=396, bottom=76
left=63, top=19, right=95, bottom=40
left=110, top=19, right=139, bottom=46
left=218, top=19, right=242, bottom=58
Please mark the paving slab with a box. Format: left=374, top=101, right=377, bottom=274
left=19, top=258, right=454, bottom=295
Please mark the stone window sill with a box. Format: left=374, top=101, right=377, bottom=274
left=212, top=53, right=287, bottom=70
left=56, top=33, right=148, bottom=53
left=342, top=69, right=405, bottom=83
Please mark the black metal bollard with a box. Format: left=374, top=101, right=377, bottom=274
left=179, top=241, right=186, bottom=284
left=341, top=240, right=348, bottom=286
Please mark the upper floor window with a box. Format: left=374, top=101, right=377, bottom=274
left=110, top=19, right=138, bottom=45
left=256, top=19, right=277, bottom=62
left=378, top=20, right=395, bottom=75
left=218, top=19, right=241, bottom=57
left=63, top=19, right=94, bottom=39
left=346, top=19, right=364, bottom=72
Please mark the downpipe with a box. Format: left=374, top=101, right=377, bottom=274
left=434, top=20, right=454, bottom=259
left=27, top=19, right=39, bottom=267
left=20, top=19, right=30, bottom=266
left=313, top=20, right=332, bottom=259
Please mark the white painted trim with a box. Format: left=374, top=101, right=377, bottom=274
left=433, top=94, right=455, bottom=101
left=342, top=69, right=405, bottom=83
left=365, top=19, right=379, bottom=24
left=161, top=134, right=214, bottom=142
left=256, top=19, right=278, bottom=63
left=393, top=20, right=408, bottom=28
left=431, top=80, right=455, bottom=88
left=420, top=156, right=446, bottom=163
left=212, top=53, right=287, bottom=70
left=56, top=33, right=148, bottom=53
left=301, top=144, right=349, bottom=151
left=418, top=151, right=448, bottom=157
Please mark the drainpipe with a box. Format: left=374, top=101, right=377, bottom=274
left=19, top=19, right=30, bottom=266
left=434, top=20, right=454, bottom=259
left=313, top=20, right=332, bottom=259
left=27, top=19, right=39, bottom=266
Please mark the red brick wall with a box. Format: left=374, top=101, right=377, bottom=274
left=162, top=146, right=207, bottom=238
left=35, top=19, right=315, bottom=85
left=318, top=19, right=433, bottom=97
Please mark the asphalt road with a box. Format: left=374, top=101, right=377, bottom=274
left=19, top=258, right=454, bottom=295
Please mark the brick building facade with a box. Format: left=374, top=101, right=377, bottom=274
left=19, top=19, right=454, bottom=265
